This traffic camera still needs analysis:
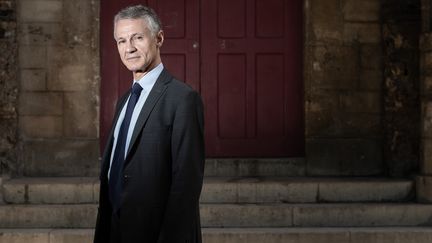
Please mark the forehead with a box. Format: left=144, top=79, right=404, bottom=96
left=114, top=18, right=150, bottom=38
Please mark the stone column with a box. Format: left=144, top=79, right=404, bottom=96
left=381, top=0, right=421, bottom=177
left=304, top=0, right=384, bottom=176
left=16, top=0, right=100, bottom=176
left=417, top=0, right=432, bottom=203
left=0, top=0, right=18, bottom=176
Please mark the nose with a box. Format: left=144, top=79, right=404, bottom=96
left=125, top=40, right=137, bottom=53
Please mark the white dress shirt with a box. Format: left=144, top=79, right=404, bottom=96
left=108, top=63, right=164, bottom=178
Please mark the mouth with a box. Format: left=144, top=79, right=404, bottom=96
left=126, top=56, right=140, bottom=60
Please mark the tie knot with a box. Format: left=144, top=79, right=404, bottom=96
left=131, top=82, right=143, bottom=95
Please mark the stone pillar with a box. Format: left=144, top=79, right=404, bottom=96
left=417, top=0, right=432, bottom=203
left=381, top=0, right=421, bottom=177
left=16, top=0, right=100, bottom=176
left=305, top=0, right=384, bottom=176
left=0, top=0, right=18, bottom=176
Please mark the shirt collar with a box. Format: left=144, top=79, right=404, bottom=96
left=133, top=63, right=164, bottom=93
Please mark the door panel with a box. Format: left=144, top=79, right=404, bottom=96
left=101, top=0, right=304, bottom=157
left=201, top=0, right=303, bottom=157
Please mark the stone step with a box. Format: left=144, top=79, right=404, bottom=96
left=23, top=158, right=306, bottom=177
left=2, top=177, right=413, bottom=204
left=0, top=203, right=431, bottom=228
left=204, top=158, right=305, bottom=177
left=1, top=227, right=432, bottom=243
left=3, top=177, right=99, bottom=204
left=202, top=177, right=414, bottom=203
left=201, top=203, right=432, bottom=227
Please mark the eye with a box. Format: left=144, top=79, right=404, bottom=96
left=134, top=35, right=144, bottom=41
left=117, top=39, right=125, bottom=45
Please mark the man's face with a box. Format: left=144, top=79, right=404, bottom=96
left=114, top=18, right=163, bottom=80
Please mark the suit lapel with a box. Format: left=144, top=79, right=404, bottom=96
left=126, top=69, right=172, bottom=156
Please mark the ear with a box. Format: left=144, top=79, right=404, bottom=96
left=156, top=30, right=164, bottom=48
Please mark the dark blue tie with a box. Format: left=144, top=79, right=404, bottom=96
left=109, top=82, right=143, bottom=211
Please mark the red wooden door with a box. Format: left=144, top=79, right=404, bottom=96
left=201, top=0, right=304, bottom=157
left=101, top=0, right=304, bottom=157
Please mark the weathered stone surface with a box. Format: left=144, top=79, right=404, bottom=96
left=0, top=204, right=97, bottom=228
left=3, top=177, right=98, bottom=204
left=382, top=0, right=421, bottom=177
left=201, top=178, right=318, bottom=203
left=304, top=0, right=386, bottom=176
left=293, top=204, right=432, bottom=227
left=4, top=203, right=429, bottom=228
left=344, top=23, right=381, bottom=43
left=20, top=69, right=46, bottom=91
left=297, top=230, right=350, bottom=243
left=306, top=138, right=382, bottom=176
left=308, top=45, right=360, bottom=90
left=19, top=116, right=62, bottom=138
left=422, top=51, right=432, bottom=69
left=359, top=69, right=383, bottom=91
left=307, top=0, right=344, bottom=42
left=308, top=110, right=381, bottom=138
left=63, top=0, right=96, bottom=48
left=2, top=176, right=414, bottom=204
left=0, top=176, right=3, bottom=204
left=305, top=111, right=339, bottom=137
left=50, top=229, right=94, bottom=243
left=19, top=45, right=46, bottom=69
left=20, top=139, right=99, bottom=177
left=360, top=44, right=383, bottom=69
left=19, top=0, right=62, bottom=23
left=339, top=113, right=381, bottom=137
left=1, top=0, right=19, bottom=176
left=416, top=176, right=432, bottom=203
left=0, top=229, right=50, bottom=243
left=422, top=74, right=432, bottom=94
left=12, top=0, right=100, bottom=177
left=204, top=158, right=305, bottom=177
left=18, top=92, right=63, bottom=116
left=350, top=228, right=432, bottom=243
left=343, top=0, right=380, bottom=21
left=422, top=100, right=432, bottom=138
left=19, top=23, right=63, bottom=46
left=420, top=33, right=432, bottom=52
left=305, top=89, right=340, bottom=113
left=64, top=92, right=98, bottom=138
left=47, top=46, right=94, bottom=91
left=200, top=204, right=293, bottom=227
left=340, top=92, right=381, bottom=113
left=420, top=138, right=432, bottom=174
left=319, top=179, right=413, bottom=202
left=0, top=118, right=17, bottom=175
left=2, top=228, right=432, bottom=243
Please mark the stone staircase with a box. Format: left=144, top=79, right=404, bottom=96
left=1, top=159, right=432, bottom=243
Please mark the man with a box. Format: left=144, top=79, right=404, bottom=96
left=94, top=5, right=205, bottom=243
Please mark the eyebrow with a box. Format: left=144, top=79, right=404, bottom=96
left=116, top=32, right=145, bottom=40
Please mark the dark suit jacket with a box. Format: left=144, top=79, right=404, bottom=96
left=94, top=69, right=205, bottom=243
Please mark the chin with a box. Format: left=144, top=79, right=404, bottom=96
left=126, top=65, right=143, bottom=72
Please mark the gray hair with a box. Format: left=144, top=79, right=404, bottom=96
left=114, top=5, right=162, bottom=36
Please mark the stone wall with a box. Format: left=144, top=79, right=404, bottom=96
left=0, top=0, right=18, bottom=175
left=381, top=0, right=421, bottom=177
left=417, top=0, right=432, bottom=202
left=304, top=0, right=384, bottom=175
left=16, top=0, right=100, bottom=176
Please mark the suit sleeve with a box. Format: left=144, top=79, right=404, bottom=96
left=158, top=90, right=205, bottom=243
